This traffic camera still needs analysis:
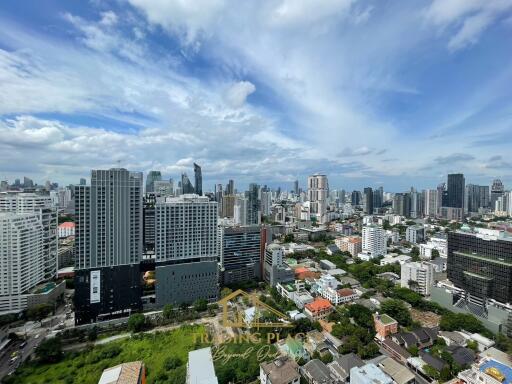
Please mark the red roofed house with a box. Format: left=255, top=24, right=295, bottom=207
left=58, top=222, right=75, bottom=238
left=304, top=298, right=333, bottom=321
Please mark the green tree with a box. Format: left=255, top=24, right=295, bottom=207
left=320, top=353, right=333, bottom=364
left=431, top=249, right=440, bottom=259
left=35, top=337, right=63, bottom=363
left=193, top=298, right=208, bottom=312
left=27, top=303, right=53, bottom=322
left=407, top=345, right=419, bottom=357
left=164, top=356, right=183, bottom=370
left=220, top=287, right=233, bottom=299
left=127, top=313, right=146, bottom=333
left=87, top=327, right=98, bottom=341
left=380, top=299, right=412, bottom=326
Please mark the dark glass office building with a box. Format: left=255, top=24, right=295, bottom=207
left=447, top=231, right=512, bottom=305
left=220, top=226, right=262, bottom=285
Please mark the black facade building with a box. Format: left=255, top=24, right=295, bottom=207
left=363, top=187, right=373, bottom=215
left=220, top=226, right=262, bottom=285
left=446, top=173, right=465, bottom=209
left=447, top=231, right=512, bottom=305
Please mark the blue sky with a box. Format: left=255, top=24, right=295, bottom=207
left=0, top=0, right=511, bottom=192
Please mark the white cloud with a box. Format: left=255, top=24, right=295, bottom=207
left=224, top=81, right=256, bottom=108
left=424, top=0, right=512, bottom=51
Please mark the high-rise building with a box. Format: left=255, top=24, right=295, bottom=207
left=263, top=243, right=293, bottom=286
left=146, top=171, right=162, bottom=193
left=447, top=230, right=512, bottom=306
left=294, top=180, right=299, bottom=195
left=153, top=180, right=173, bottom=197
left=373, top=187, right=383, bottom=210
left=219, top=225, right=261, bottom=285
left=221, top=195, right=236, bottom=218
left=491, top=179, right=504, bottom=211
left=73, top=168, right=143, bottom=324
left=441, top=173, right=465, bottom=219
left=401, top=261, right=434, bottom=296
left=308, top=174, right=328, bottom=223
left=466, top=184, right=490, bottom=213
left=181, top=173, right=195, bottom=194
left=226, top=179, right=234, bottom=195
left=155, top=195, right=218, bottom=305
left=393, top=193, right=411, bottom=218
left=246, top=183, right=261, bottom=225
left=261, top=190, right=272, bottom=217
left=361, top=224, right=386, bottom=259
left=23, top=177, right=34, bottom=188
left=0, top=192, right=58, bottom=280
left=79, top=178, right=86, bottom=186
left=423, top=189, right=438, bottom=217
left=405, top=225, right=425, bottom=244
left=0, top=213, right=44, bottom=314
left=234, top=196, right=248, bottom=226
left=193, top=163, right=202, bottom=196
left=363, top=187, right=373, bottom=215
left=143, top=194, right=156, bottom=258
left=351, top=190, right=361, bottom=206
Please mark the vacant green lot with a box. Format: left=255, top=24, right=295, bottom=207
left=6, top=325, right=206, bottom=384
left=5, top=325, right=279, bottom=384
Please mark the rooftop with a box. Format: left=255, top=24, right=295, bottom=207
left=260, top=357, right=300, bottom=384
left=98, top=361, right=144, bottom=384
left=375, top=313, right=397, bottom=325
left=187, top=347, right=218, bottom=384
left=479, top=359, right=512, bottom=384
left=305, top=298, right=333, bottom=312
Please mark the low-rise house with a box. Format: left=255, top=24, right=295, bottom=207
left=446, top=345, right=476, bottom=366
left=321, top=287, right=358, bottom=306
left=337, top=277, right=361, bottom=289
left=98, top=361, right=146, bottom=384
left=301, top=359, right=338, bottom=384
left=350, top=363, right=393, bottom=384
left=439, top=331, right=467, bottom=347
left=374, top=313, right=398, bottom=340
left=260, top=357, right=300, bottom=384
left=328, top=353, right=364, bottom=383
left=378, top=357, right=415, bottom=384
left=304, top=330, right=326, bottom=355
left=304, top=298, right=334, bottom=321
left=381, top=339, right=411, bottom=364
left=418, top=350, right=448, bottom=373
left=325, top=245, right=340, bottom=256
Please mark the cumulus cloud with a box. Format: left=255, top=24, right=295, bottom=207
left=224, top=81, right=256, bottom=108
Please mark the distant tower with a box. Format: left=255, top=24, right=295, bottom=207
left=181, top=173, right=195, bottom=194
left=146, top=171, right=162, bottom=193
left=491, top=179, right=504, bottom=211
left=194, top=163, right=202, bottom=196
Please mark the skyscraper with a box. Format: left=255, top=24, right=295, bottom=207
left=294, top=180, right=299, bottom=195
left=466, top=184, right=489, bottom=213
left=74, top=168, right=143, bottom=324
left=146, top=170, right=162, bottom=193
left=308, top=174, right=328, bottom=223
left=351, top=190, right=361, bottom=206
left=226, top=179, right=234, bottom=195
left=194, top=163, right=202, bottom=196
left=155, top=195, right=218, bottom=305
left=393, top=193, right=411, bottom=218
left=246, top=183, right=261, bottom=225
left=181, top=173, right=195, bottom=194
left=363, top=187, right=373, bottom=215
left=440, top=173, right=465, bottom=220
left=491, top=179, right=504, bottom=211
left=423, top=189, right=438, bottom=217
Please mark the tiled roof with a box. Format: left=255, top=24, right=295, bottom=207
left=337, top=288, right=355, bottom=297
left=305, top=298, right=333, bottom=312
left=59, top=222, right=75, bottom=228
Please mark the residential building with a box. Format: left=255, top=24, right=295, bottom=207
left=378, top=357, right=415, bottom=384
left=58, top=221, right=75, bottom=238
left=328, top=353, right=364, bottom=383
left=401, top=261, right=435, bottom=296
left=360, top=224, right=386, bottom=260
left=73, top=168, right=143, bottom=324
left=155, top=194, right=218, bottom=306
left=393, top=193, right=411, bottom=218
left=335, top=236, right=362, bottom=257
left=423, top=189, right=438, bottom=217
left=98, top=361, right=146, bottom=384
left=0, top=192, right=58, bottom=280
left=374, top=313, right=398, bottom=340
left=405, top=225, right=424, bottom=244
left=264, top=243, right=294, bottom=287
left=308, top=174, right=329, bottom=224
left=490, top=179, right=505, bottom=211
left=321, top=287, right=358, bottom=305
left=187, top=347, right=218, bottom=384
left=260, top=357, right=300, bottom=384
left=234, top=196, right=248, bottom=225
left=219, top=225, right=261, bottom=284
left=301, top=359, right=337, bottom=384
left=466, top=184, right=490, bottom=213
left=458, top=358, right=512, bottom=384
left=0, top=213, right=44, bottom=314
left=350, top=364, right=393, bottom=384
left=380, top=254, right=412, bottom=266
left=304, top=298, right=333, bottom=321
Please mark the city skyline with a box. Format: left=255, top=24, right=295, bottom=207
left=0, top=1, right=511, bottom=189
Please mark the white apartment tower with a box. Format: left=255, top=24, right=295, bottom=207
left=0, top=192, right=58, bottom=280
left=401, top=261, right=434, bottom=296
left=423, top=189, right=438, bottom=217
left=361, top=224, right=387, bottom=258
left=308, top=174, right=329, bottom=224
left=0, top=213, right=44, bottom=314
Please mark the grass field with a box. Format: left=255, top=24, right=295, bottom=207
left=5, top=325, right=279, bottom=384
left=6, top=325, right=207, bottom=384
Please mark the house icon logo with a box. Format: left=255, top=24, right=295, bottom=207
left=218, top=289, right=293, bottom=328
